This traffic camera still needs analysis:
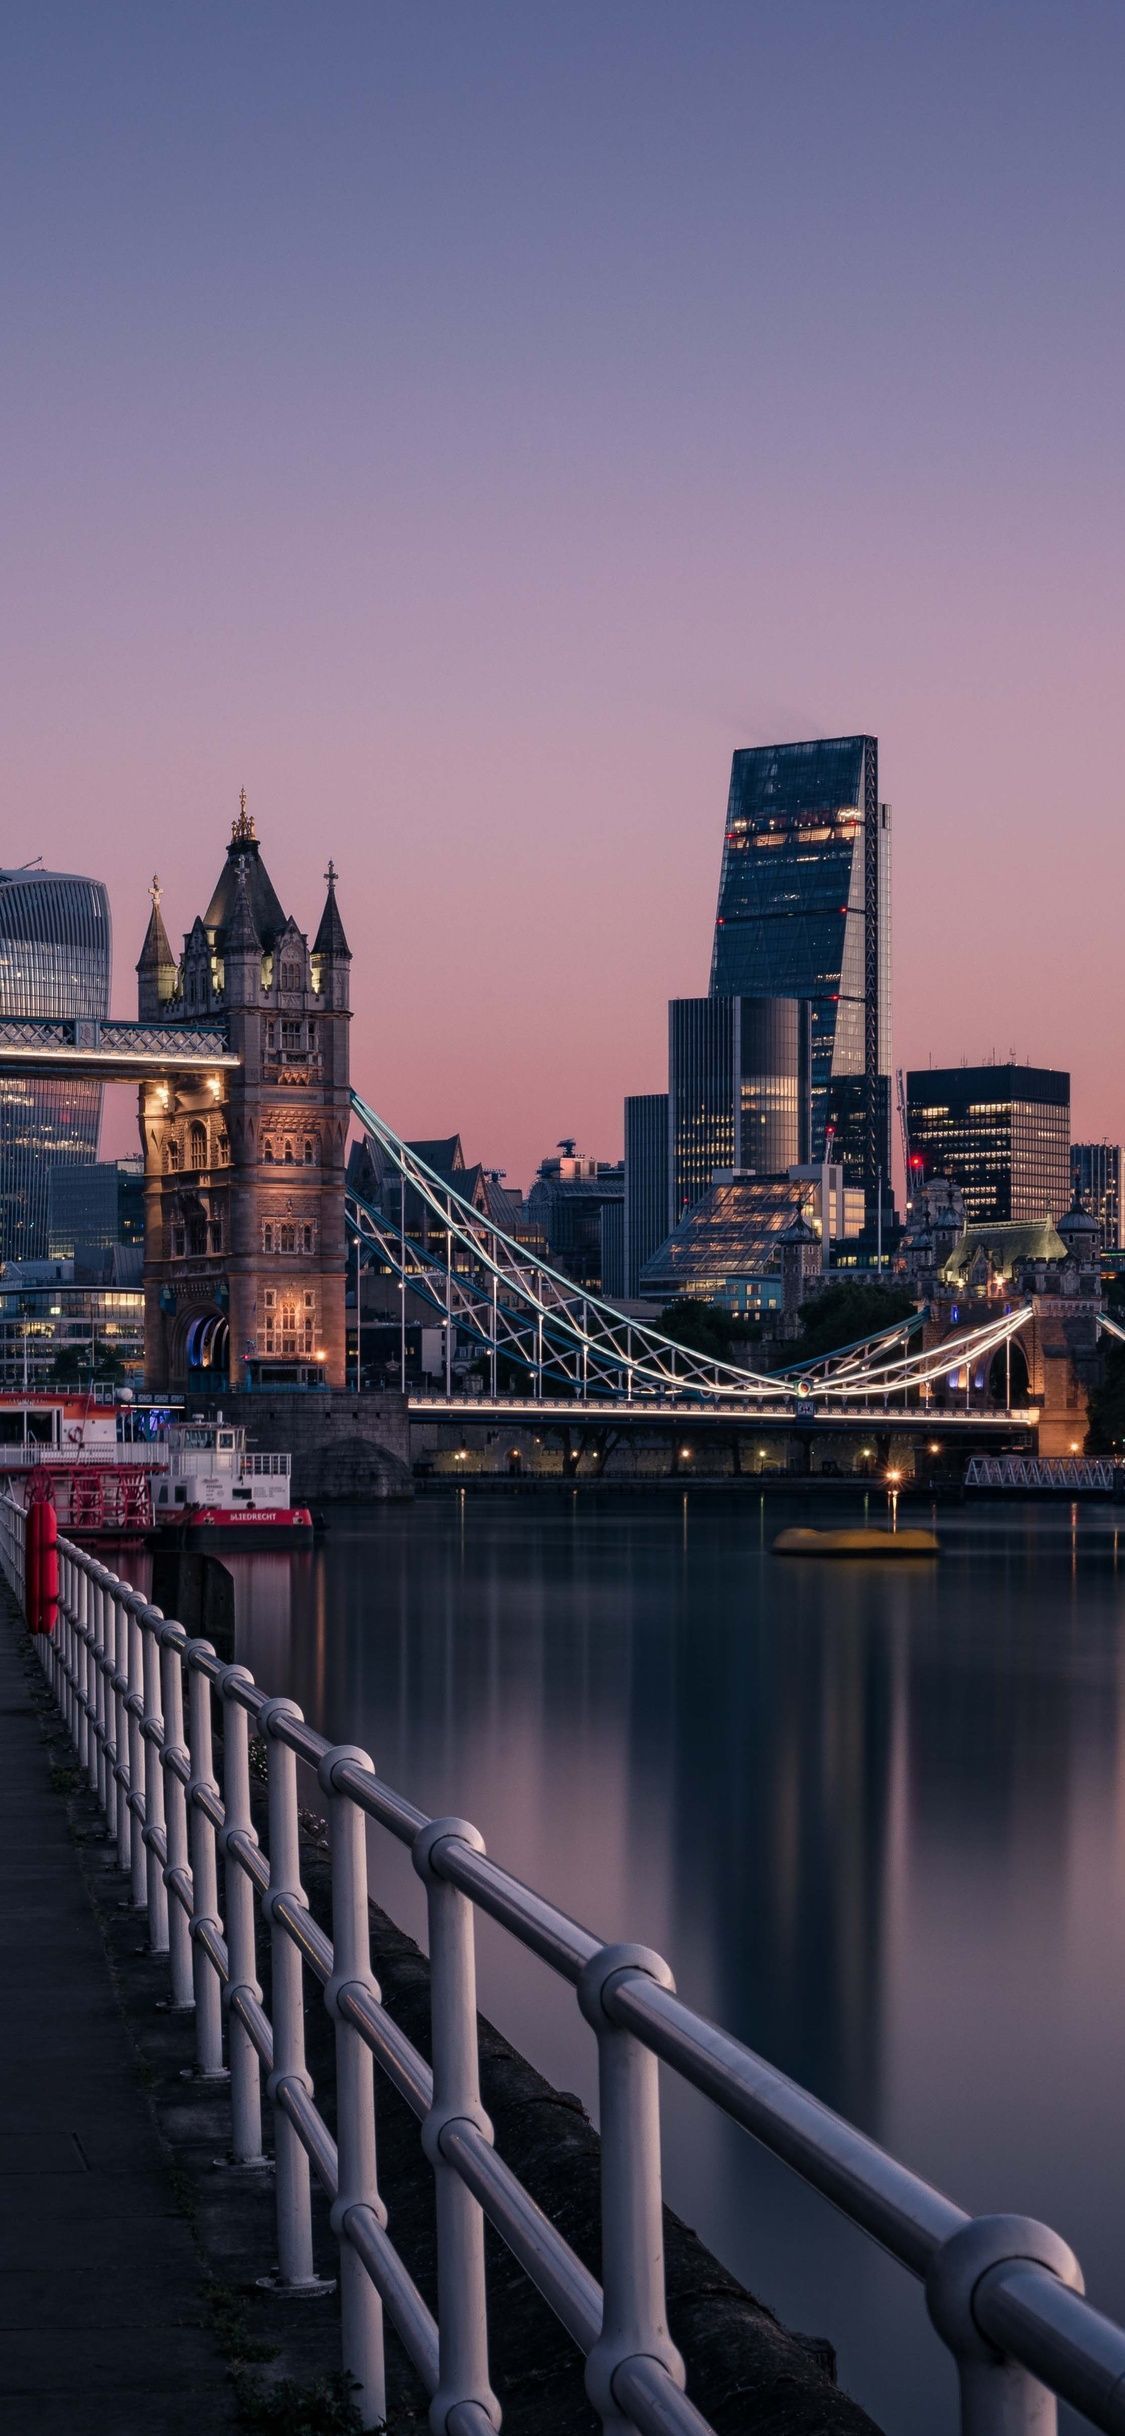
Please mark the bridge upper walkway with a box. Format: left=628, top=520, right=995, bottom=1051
left=0, top=1016, right=238, bottom=1082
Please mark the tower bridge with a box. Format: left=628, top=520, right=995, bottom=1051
left=0, top=803, right=1104, bottom=1449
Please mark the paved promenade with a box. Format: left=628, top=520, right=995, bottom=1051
left=0, top=1607, right=236, bottom=2435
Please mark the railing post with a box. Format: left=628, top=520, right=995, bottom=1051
left=218, top=1668, right=265, bottom=2166
left=126, top=1594, right=148, bottom=1909
left=93, top=1571, right=112, bottom=1821
left=412, top=1816, right=500, bottom=2436
left=259, top=1696, right=321, bottom=2288
left=320, top=1744, right=387, bottom=2428
left=185, top=1644, right=225, bottom=2078
left=139, top=1597, right=169, bottom=1953
left=927, top=2215, right=1084, bottom=2436
left=111, top=1574, right=132, bottom=1869
left=77, top=1561, right=95, bottom=1786
left=158, top=1622, right=194, bottom=2010
left=576, top=1943, right=686, bottom=2434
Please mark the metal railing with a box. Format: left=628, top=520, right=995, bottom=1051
left=5, top=1496, right=1125, bottom=2436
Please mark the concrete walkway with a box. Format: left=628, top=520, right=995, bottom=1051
left=0, top=1607, right=236, bottom=2434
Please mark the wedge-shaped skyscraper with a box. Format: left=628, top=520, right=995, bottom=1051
left=710, top=736, right=890, bottom=1203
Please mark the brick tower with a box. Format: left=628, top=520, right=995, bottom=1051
left=137, top=798, right=351, bottom=1392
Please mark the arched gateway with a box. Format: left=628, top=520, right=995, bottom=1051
left=136, top=800, right=351, bottom=1394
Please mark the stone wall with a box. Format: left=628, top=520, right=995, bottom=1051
left=219, top=1388, right=412, bottom=1500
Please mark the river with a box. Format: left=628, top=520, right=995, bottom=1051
left=216, top=1486, right=1125, bottom=2435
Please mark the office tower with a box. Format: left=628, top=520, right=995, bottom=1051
left=623, top=1093, right=669, bottom=1297
left=1071, top=1143, right=1124, bottom=1252
left=710, top=737, right=891, bottom=1200
left=0, top=868, right=112, bottom=1262
left=906, top=1065, right=1070, bottom=1225
left=47, top=1156, right=144, bottom=1260
left=600, top=1198, right=626, bottom=1300
left=668, top=996, right=811, bottom=1226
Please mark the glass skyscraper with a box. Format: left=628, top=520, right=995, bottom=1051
left=0, top=869, right=112, bottom=1262
left=668, top=996, right=811, bottom=1224
left=1071, top=1143, right=1124, bottom=1252
left=709, top=737, right=891, bottom=1200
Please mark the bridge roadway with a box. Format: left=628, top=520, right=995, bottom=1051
left=408, top=1394, right=1035, bottom=1435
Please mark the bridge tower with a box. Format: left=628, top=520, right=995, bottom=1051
left=136, top=800, right=351, bottom=1394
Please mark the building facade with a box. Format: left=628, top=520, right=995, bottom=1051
left=0, top=868, right=112, bottom=1262
left=709, top=737, right=891, bottom=1200
left=668, top=995, right=811, bottom=1226
left=906, top=1065, right=1070, bottom=1225
left=525, top=1146, right=624, bottom=1292
left=47, top=1156, right=144, bottom=1259
left=1071, top=1142, right=1124, bottom=1252
left=136, top=803, right=351, bottom=1392
left=623, top=1093, right=669, bottom=1297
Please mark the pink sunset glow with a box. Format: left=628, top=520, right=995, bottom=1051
left=2, top=6, right=1121, bottom=1187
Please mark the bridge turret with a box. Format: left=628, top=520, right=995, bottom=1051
left=221, top=856, right=263, bottom=1010
left=136, top=876, right=178, bottom=1019
left=139, top=797, right=350, bottom=1396
left=311, top=860, right=350, bottom=1011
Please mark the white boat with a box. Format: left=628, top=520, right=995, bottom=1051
left=150, top=1419, right=313, bottom=1546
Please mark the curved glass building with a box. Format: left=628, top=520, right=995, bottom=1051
left=0, top=869, right=112, bottom=1261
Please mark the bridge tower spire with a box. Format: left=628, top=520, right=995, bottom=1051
left=136, top=875, right=177, bottom=1017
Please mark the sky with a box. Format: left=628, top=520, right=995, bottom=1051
left=1, top=2, right=1122, bottom=1185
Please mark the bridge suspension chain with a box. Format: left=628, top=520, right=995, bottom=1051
left=348, top=1090, right=1034, bottom=1407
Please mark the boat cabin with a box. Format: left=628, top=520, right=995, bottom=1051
left=152, top=1419, right=293, bottom=1516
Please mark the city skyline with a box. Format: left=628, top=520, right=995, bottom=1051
left=3, top=4, right=1121, bottom=1183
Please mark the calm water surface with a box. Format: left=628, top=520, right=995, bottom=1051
left=221, top=1488, right=1125, bottom=2435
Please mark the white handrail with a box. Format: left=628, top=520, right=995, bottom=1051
left=5, top=1496, right=1125, bottom=2436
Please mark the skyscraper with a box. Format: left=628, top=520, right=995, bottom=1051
left=906, top=1065, right=1070, bottom=1225
left=709, top=737, right=891, bottom=1202
left=668, top=995, right=811, bottom=1225
left=1071, top=1143, right=1124, bottom=1252
left=623, top=1093, right=669, bottom=1296
left=0, top=868, right=112, bottom=1262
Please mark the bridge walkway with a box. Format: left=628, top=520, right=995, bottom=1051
left=0, top=1598, right=236, bottom=2434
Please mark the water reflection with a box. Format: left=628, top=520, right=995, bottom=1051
left=226, top=1491, right=1125, bottom=2436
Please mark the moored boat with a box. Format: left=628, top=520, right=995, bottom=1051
left=772, top=1525, right=939, bottom=1558
left=149, top=1418, right=312, bottom=1547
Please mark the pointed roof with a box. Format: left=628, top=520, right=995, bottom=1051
left=136, top=878, right=176, bottom=976
left=313, top=859, right=350, bottom=959
left=204, top=817, right=287, bottom=951
left=224, top=856, right=262, bottom=954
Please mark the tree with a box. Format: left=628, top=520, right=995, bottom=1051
left=795, top=1280, right=917, bottom=1364
left=656, top=1299, right=759, bottom=1364
left=47, top=1339, right=126, bottom=1387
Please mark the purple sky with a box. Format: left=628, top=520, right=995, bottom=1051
left=3, top=3, right=1122, bottom=1185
